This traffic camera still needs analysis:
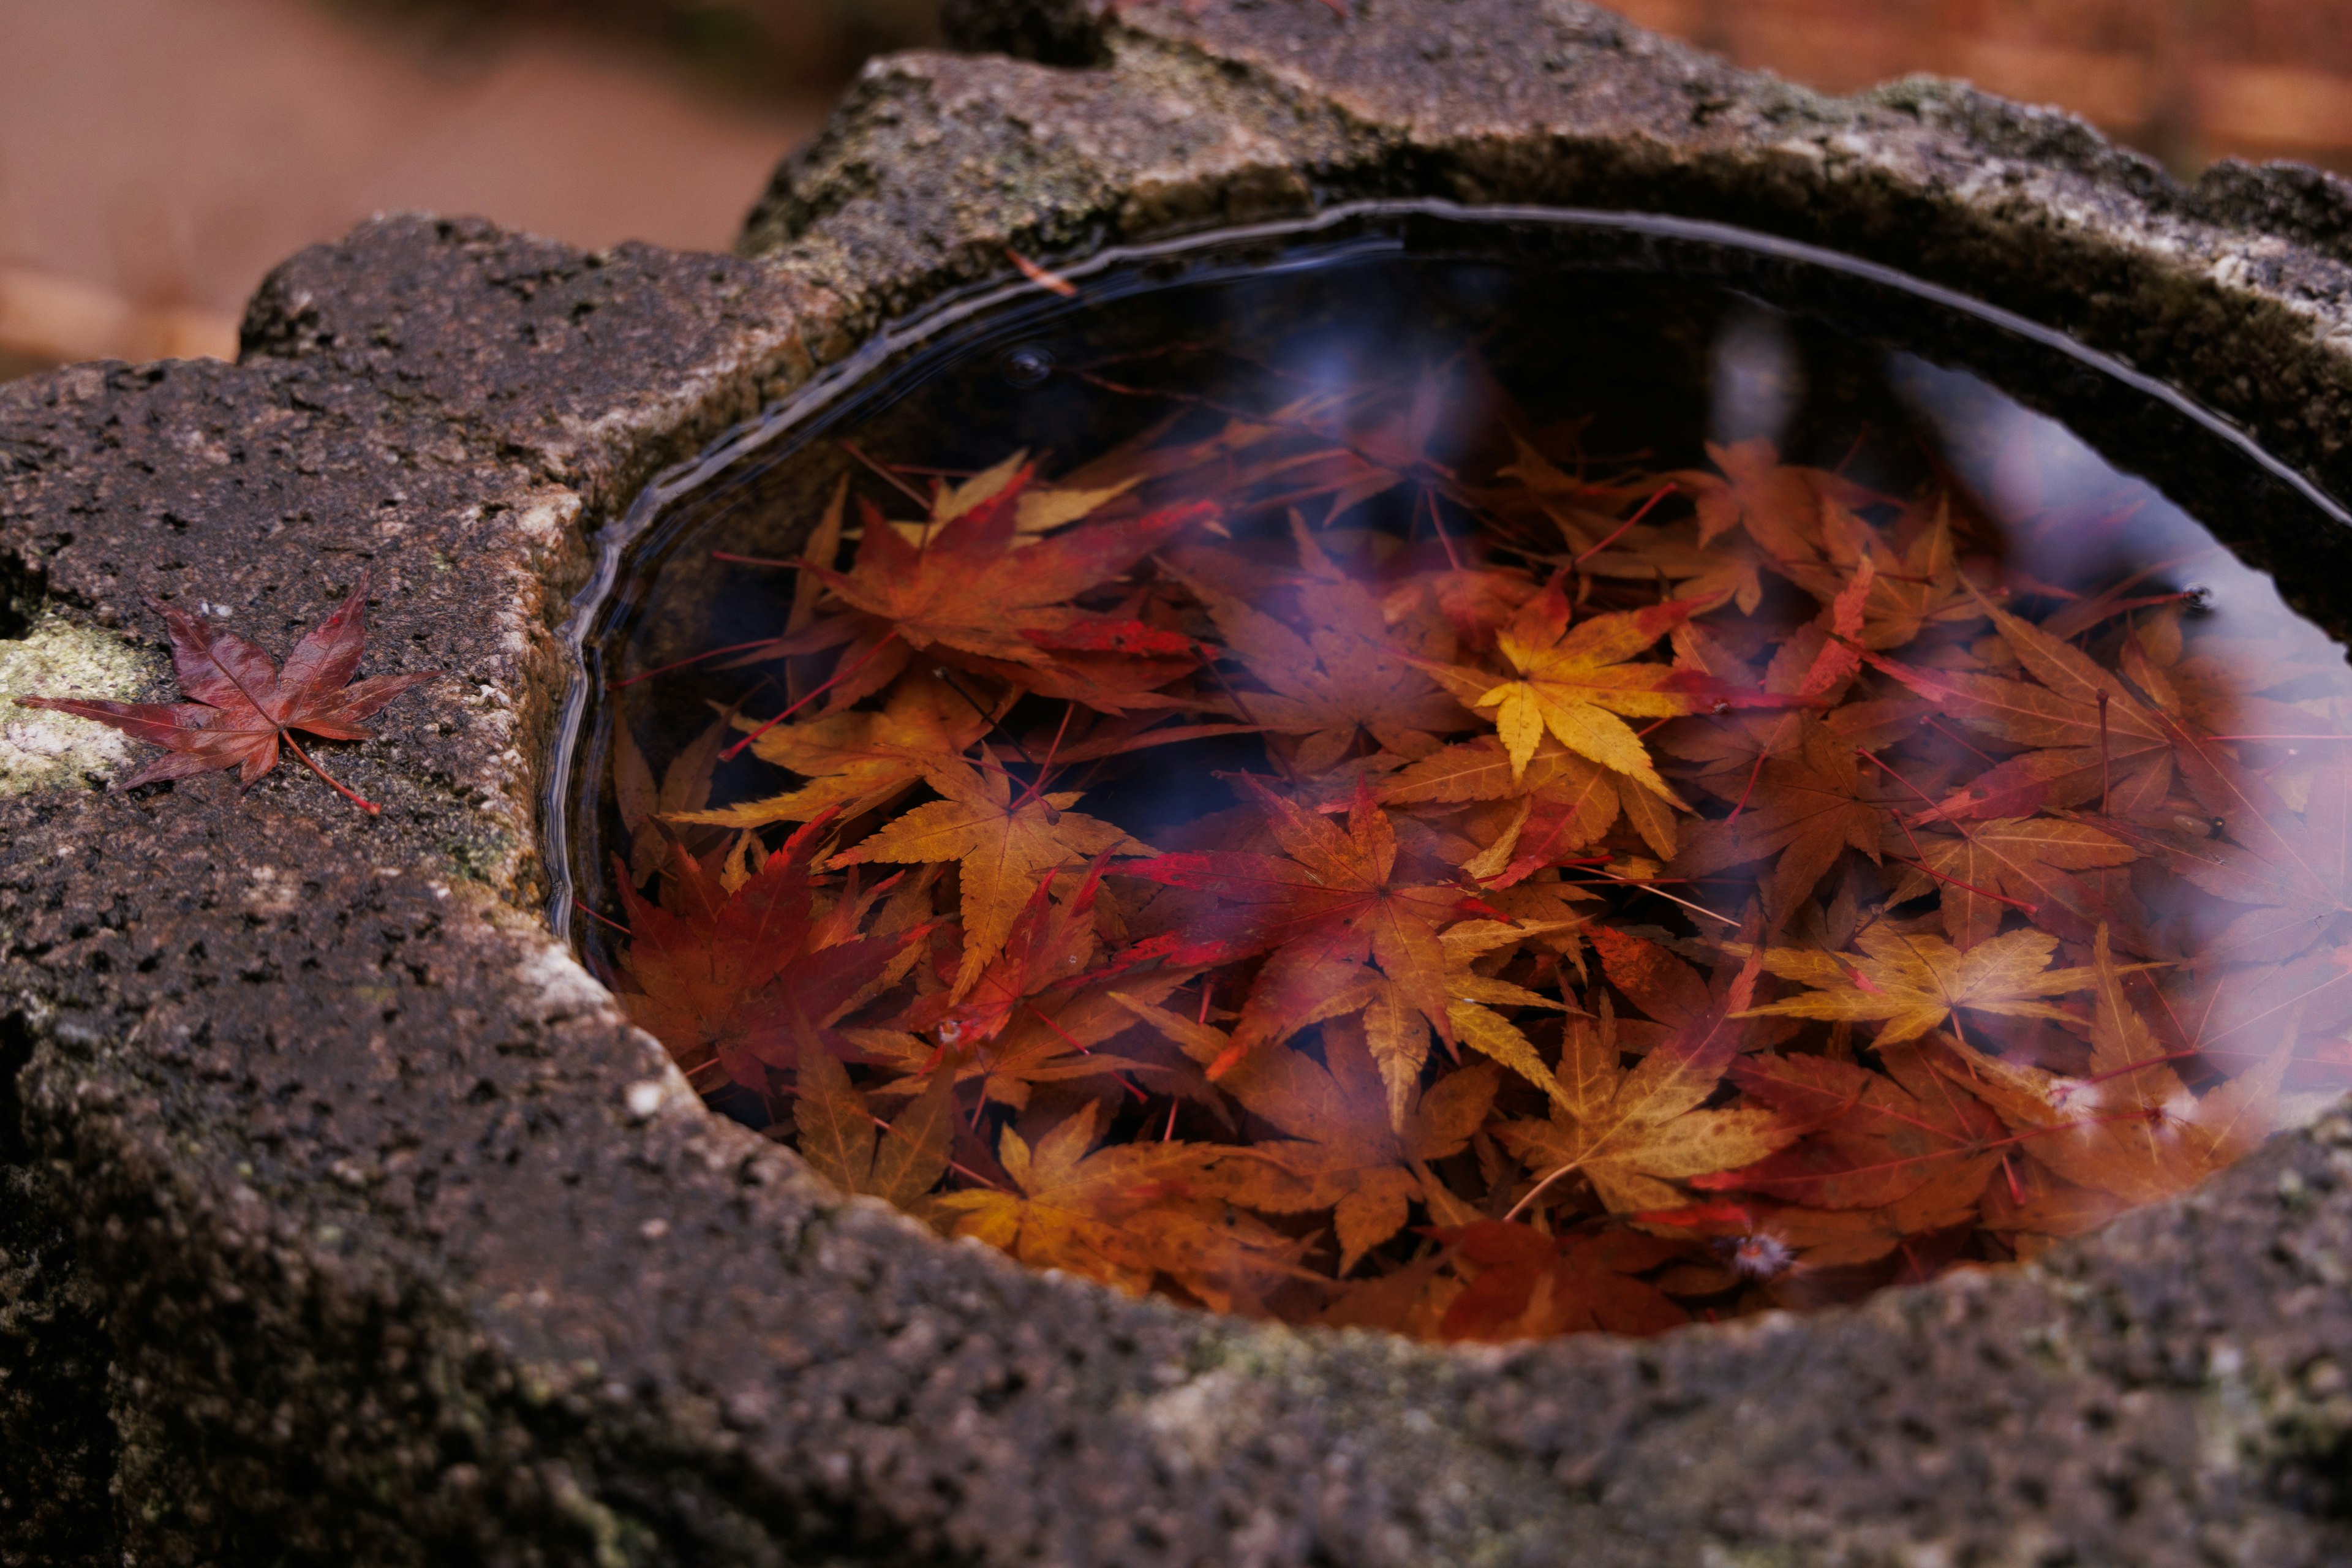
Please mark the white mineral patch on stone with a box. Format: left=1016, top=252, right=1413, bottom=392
left=515, top=941, right=616, bottom=1022
left=0, top=615, right=157, bottom=794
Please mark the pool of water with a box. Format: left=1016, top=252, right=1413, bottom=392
left=549, top=205, right=2352, bottom=1341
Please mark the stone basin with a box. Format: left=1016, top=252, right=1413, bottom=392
left=7, top=2, right=2352, bottom=1563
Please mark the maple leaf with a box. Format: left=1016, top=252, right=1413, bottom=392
left=1755, top=1174, right=1990, bottom=1270
left=1436, top=1222, right=1689, bottom=1341
left=935, top=1101, right=1298, bottom=1299
left=1937, top=927, right=2291, bottom=1206
left=1894, top=817, right=2136, bottom=950
left=1382, top=734, right=1632, bottom=863
left=613, top=712, right=729, bottom=882
left=831, top=757, right=1145, bottom=997
left=1121, top=778, right=1468, bottom=1108
left=1868, top=586, right=2177, bottom=821
left=1191, top=532, right=1468, bottom=772
left=1671, top=717, right=1898, bottom=927
left=614, top=821, right=923, bottom=1093
left=792, top=1038, right=956, bottom=1215
left=1494, top=954, right=1797, bottom=1213
left=668, top=670, right=990, bottom=829
left=903, top=864, right=1110, bottom=1045
left=1738, top=925, right=2104, bottom=1046
left=1672, top=439, right=1841, bottom=564
left=1773, top=495, right=1973, bottom=651
left=2119, top=603, right=2345, bottom=743
left=1420, top=581, right=1727, bottom=802
left=758, top=468, right=1211, bottom=713
left=1581, top=519, right=1766, bottom=616
left=1381, top=565, right=1541, bottom=650
left=2139, top=733, right=2352, bottom=966
left=1694, top=1038, right=2007, bottom=1211
left=1120, top=998, right=1497, bottom=1269
left=19, top=578, right=436, bottom=813
left=1591, top=924, right=1714, bottom=1040
left=847, top=964, right=1196, bottom=1112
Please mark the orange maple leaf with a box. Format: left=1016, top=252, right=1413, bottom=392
left=754, top=466, right=1212, bottom=713
left=1420, top=580, right=1733, bottom=802
left=831, top=756, right=1146, bottom=997
left=1120, top=998, right=1498, bottom=1269
left=1738, top=925, right=2109, bottom=1046
left=935, top=1101, right=1298, bottom=1302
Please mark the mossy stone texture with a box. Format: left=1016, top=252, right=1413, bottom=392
left=6, top=2, right=2352, bottom=1563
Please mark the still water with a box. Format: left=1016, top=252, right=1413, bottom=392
left=552, top=209, right=2352, bottom=1341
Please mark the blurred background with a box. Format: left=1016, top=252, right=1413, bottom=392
left=2, top=0, right=2346, bottom=385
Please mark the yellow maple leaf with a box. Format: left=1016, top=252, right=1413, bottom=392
left=1495, top=959, right=1795, bottom=1213
left=1738, top=925, right=2104, bottom=1046
left=1422, top=586, right=1706, bottom=801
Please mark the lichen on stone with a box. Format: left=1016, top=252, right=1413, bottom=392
left=0, top=616, right=156, bottom=794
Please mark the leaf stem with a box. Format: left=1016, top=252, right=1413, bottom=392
left=281, top=729, right=380, bottom=815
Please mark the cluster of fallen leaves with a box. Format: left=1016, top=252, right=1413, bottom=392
left=592, top=358, right=2352, bottom=1345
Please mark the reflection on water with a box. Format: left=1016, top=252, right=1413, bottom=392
left=563, top=219, right=2352, bottom=1344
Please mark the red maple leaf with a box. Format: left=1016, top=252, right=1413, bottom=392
left=615, top=818, right=927, bottom=1095
left=17, top=577, right=437, bottom=813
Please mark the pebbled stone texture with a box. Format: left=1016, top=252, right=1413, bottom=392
left=3, top=3, right=2352, bottom=1564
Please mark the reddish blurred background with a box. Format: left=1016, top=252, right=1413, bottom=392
left=2, top=0, right=2347, bottom=384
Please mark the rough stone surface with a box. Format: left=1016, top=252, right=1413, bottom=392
left=4, top=3, right=2352, bottom=1564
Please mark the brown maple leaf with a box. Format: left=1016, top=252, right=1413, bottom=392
left=1773, top=495, right=1974, bottom=651
left=1671, top=717, right=1900, bottom=927
left=1939, top=927, right=2291, bottom=1207
left=792, top=1039, right=957, bottom=1216
left=1869, top=586, right=2177, bottom=821
left=1673, top=439, right=1843, bottom=564
left=1694, top=1038, right=2008, bottom=1212
left=2138, top=733, right=2352, bottom=965
left=18, top=578, right=437, bottom=813
left=1895, top=817, right=2137, bottom=949
left=1436, top=1221, right=1689, bottom=1341
left=612, top=712, right=728, bottom=881
left=1191, top=532, right=1468, bottom=773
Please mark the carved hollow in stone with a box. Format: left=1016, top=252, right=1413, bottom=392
left=4, top=4, right=2352, bottom=1564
